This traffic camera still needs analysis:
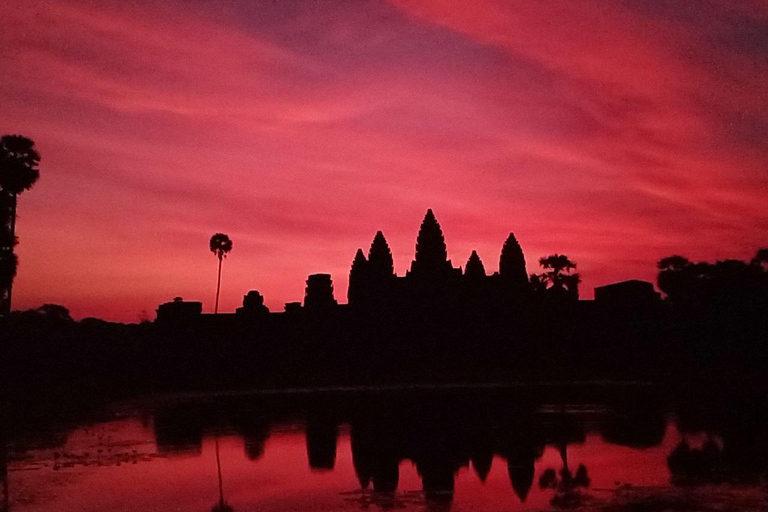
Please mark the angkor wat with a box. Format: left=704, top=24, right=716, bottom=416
left=3, top=209, right=767, bottom=401
left=348, top=209, right=530, bottom=311
left=157, top=209, right=656, bottom=325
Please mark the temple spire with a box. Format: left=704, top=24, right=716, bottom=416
left=415, top=209, right=447, bottom=264
left=464, top=250, right=486, bottom=278
left=409, top=209, right=453, bottom=276
left=368, top=231, right=395, bottom=278
left=352, top=248, right=367, bottom=268
left=499, top=233, right=528, bottom=288
left=348, top=248, right=368, bottom=304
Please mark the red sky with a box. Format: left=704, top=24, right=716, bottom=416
left=2, top=0, right=767, bottom=321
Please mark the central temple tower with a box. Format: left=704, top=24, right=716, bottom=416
left=407, top=209, right=456, bottom=279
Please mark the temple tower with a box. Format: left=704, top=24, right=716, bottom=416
left=348, top=248, right=368, bottom=305
left=368, top=231, right=395, bottom=279
left=499, top=233, right=528, bottom=291
left=409, top=209, right=454, bottom=278
left=464, top=250, right=486, bottom=279
left=304, top=273, right=337, bottom=309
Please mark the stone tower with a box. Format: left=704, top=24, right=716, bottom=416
left=409, top=209, right=454, bottom=278
left=368, top=231, right=395, bottom=279
left=348, top=248, right=368, bottom=305
left=464, top=250, right=486, bottom=279
left=304, top=273, right=337, bottom=309
left=499, top=233, right=528, bottom=290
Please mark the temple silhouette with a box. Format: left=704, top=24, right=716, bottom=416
left=348, top=209, right=529, bottom=311
left=144, top=209, right=677, bottom=388
left=9, top=209, right=760, bottom=395
left=157, top=209, right=657, bottom=325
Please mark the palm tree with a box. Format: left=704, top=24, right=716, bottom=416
left=209, top=233, right=233, bottom=314
left=0, top=135, right=40, bottom=314
left=0, top=253, right=17, bottom=292
left=536, top=254, right=580, bottom=299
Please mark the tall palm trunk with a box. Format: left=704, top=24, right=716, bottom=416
left=5, top=194, right=16, bottom=313
left=0, top=193, right=15, bottom=315
left=9, top=194, right=15, bottom=247
left=559, top=442, right=569, bottom=475
left=214, top=255, right=223, bottom=314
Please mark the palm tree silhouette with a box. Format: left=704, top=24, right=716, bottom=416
left=209, top=233, right=233, bottom=314
left=537, top=254, right=581, bottom=299
left=0, top=252, right=17, bottom=305
left=0, top=135, right=40, bottom=314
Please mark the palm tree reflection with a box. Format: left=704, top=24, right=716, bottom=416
left=538, top=438, right=590, bottom=508
left=210, top=437, right=233, bottom=512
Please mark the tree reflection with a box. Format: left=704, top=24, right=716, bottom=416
left=210, top=437, right=233, bottom=512
left=538, top=416, right=591, bottom=509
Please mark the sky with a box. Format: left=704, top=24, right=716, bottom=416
left=2, top=0, right=767, bottom=321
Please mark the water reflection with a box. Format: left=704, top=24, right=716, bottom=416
left=211, top=437, right=233, bottom=512
left=1, top=434, right=8, bottom=512
left=5, top=388, right=768, bottom=511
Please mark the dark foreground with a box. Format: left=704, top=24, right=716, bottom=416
left=2, top=385, right=767, bottom=512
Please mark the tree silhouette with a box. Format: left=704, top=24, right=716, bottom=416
left=656, top=255, right=701, bottom=303
left=0, top=252, right=17, bottom=292
left=535, top=254, right=580, bottom=299
left=0, top=135, right=40, bottom=314
left=209, top=233, right=233, bottom=314
left=657, top=250, right=768, bottom=304
left=36, top=303, right=72, bottom=321
left=529, top=274, right=546, bottom=294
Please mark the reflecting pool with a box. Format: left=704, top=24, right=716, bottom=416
left=3, top=386, right=767, bottom=511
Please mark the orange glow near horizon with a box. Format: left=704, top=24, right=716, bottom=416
left=2, top=0, right=767, bottom=321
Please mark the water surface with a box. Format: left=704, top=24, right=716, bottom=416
left=3, top=387, right=767, bottom=511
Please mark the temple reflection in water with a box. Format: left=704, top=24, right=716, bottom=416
left=142, top=388, right=767, bottom=510
left=4, top=386, right=768, bottom=512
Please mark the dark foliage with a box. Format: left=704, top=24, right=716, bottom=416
left=209, top=233, right=233, bottom=260
left=0, top=134, right=41, bottom=315
left=531, top=254, right=581, bottom=300
left=0, top=135, right=40, bottom=195
left=657, top=251, right=768, bottom=306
